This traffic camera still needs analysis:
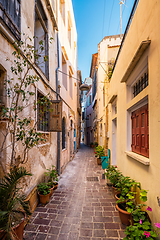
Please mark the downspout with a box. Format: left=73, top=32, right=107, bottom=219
left=56, top=31, right=61, bottom=175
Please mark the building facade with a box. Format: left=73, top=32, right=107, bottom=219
left=96, top=35, right=121, bottom=150
left=107, top=0, right=160, bottom=223
left=0, top=0, right=79, bottom=211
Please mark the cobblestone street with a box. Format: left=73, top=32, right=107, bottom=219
left=24, top=144, right=126, bottom=240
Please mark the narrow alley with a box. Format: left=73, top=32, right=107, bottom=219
left=24, top=145, right=125, bottom=240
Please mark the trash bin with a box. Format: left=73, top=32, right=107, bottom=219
left=101, top=149, right=110, bottom=169
left=101, top=156, right=109, bottom=169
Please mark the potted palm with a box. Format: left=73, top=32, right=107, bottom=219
left=0, top=167, right=32, bottom=240
left=44, top=165, right=58, bottom=196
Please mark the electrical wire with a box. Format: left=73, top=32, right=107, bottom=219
left=107, top=0, right=115, bottom=35
left=58, top=69, right=81, bottom=82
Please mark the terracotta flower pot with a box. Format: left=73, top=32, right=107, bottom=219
left=38, top=192, right=50, bottom=204
left=115, top=193, right=121, bottom=200
left=116, top=203, right=133, bottom=226
left=112, top=185, right=120, bottom=195
left=49, top=187, right=54, bottom=197
left=54, top=183, right=58, bottom=190
left=0, top=212, right=26, bottom=240
left=97, top=157, right=101, bottom=165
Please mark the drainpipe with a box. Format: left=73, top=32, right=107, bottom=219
left=56, top=31, right=61, bottom=175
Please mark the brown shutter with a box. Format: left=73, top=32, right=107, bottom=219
left=131, top=113, right=136, bottom=152
left=135, top=110, right=140, bottom=154
left=131, top=104, right=149, bottom=158
left=49, top=100, right=62, bottom=132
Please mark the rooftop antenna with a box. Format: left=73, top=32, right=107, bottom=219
left=119, top=0, right=127, bottom=39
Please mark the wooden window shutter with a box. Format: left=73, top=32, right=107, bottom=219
left=131, top=114, right=136, bottom=152
left=131, top=104, right=149, bottom=158
left=49, top=100, right=62, bottom=132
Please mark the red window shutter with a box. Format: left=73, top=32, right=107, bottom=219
left=131, top=104, right=149, bottom=158
left=131, top=114, right=136, bottom=152
left=135, top=110, right=140, bottom=154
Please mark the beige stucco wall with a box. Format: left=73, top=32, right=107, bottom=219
left=57, top=0, right=78, bottom=169
left=97, top=36, right=121, bottom=148
left=108, top=0, right=160, bottom=223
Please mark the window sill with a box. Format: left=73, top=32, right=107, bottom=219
left=125, top=151, right=150, bottom=165
left=37, top=142, right=50, bottom=148
left=62, top=148, right=67, bottom=152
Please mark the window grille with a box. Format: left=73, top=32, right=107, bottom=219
left=37, top=92, right=50, bottom=132
left=62, top=117, right=66, bottom=149
left=133, top=72, right=148, bottom=97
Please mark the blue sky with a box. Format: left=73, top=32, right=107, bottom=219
left=72, top=0, right=135, bottom=81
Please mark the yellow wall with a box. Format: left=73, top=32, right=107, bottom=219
left=108, top=0, right=160, bottom=223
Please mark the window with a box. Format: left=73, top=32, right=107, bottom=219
left=0, top=0, right=21, bottom=40
left=60, top=0, right=65, bottom=24
left=68, top=12, right=72, bottom=47
left=69, top=70, right=72, bottom=98
left=62, top=117, right=66, bottom=149
left=133, top=70, right=148, bottom=98
left=62, top=53, right=67, bottom=90
left=131, top=104, right=149, bottom=158
left=35, top=0, right=49, bottom=78
left=103, top=87, right=105, bottom=107
left=0, top=66, right=6, bottom=107
left=89, top=114, right=91, bottom=127
left=37, top=92, right=50, bottom=132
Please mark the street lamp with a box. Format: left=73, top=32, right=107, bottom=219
left=79, top=83, right=90, bottom=91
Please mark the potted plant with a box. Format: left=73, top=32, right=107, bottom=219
left=45, top=165, right=58, bottom=196
left=94, top=142, right=98, bottom=149
left=123, top=205, right=160, bottom=239
left=90, top=142, right=94, bottom=148
left=115, top=176, right=141, bottom=201
left=37, top=182, right=51, bottom=205
left=95, top=145, right=105, bottom=165
left=105, top=165, right=122, bottom=192
left=116, top=189, right=148, bottom=226
left=0, top=167, right=32, bottom=240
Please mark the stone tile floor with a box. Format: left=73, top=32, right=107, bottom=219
left=24, top=144, right=126, bottom=240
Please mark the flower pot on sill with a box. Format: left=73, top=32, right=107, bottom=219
left=116, top=203, right=133, bottom=226
left=97, top=157, right=101, bottom=165
left=0, top=212, right=26, bottom=240
left=38, top=192, right=50, bottom=204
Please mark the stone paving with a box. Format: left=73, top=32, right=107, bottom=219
left=24, top=144, right=126, bottom=240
